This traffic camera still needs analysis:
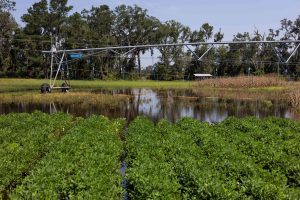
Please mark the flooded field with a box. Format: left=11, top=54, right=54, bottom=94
left=0, top=88, right=298, bottom=123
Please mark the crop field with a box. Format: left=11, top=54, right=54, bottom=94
left=0, top=112, right=300, bottom=199
left=0, top=112, right=125, bottom=199
left=126, top=117, right=300, bottom=199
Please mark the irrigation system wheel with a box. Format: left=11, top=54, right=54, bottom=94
left=40, top=83, right=51, bottom=93
left=61, top=83, right=70, bottom=93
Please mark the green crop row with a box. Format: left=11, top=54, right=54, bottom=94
left=126, top=117, right=300, bottom=199
left=0, top=112, right=73, bottom=198
left=1, top=112, right=299, bottom=199
left=11, top=116, right=125, bottom=199
left=126, top=117, right=182, bottom=199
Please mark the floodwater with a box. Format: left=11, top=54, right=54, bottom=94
left=0, top=88, right=298, bottom=123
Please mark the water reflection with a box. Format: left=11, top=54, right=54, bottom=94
left=0, top=88, right=298, bottom=123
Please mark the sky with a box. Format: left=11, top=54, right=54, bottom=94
left=12, top=0, right=300, bottom=41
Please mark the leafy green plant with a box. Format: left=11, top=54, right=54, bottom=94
left=126, top=116, right=300, bottom=199
left=11, top=116, right=125, bottom=199
left=0, top=112, right=73, bottom=198
left=126, top=117, right=181, bottom=199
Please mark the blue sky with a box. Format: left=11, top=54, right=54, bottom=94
left=13, top=0, right=300, bottom=40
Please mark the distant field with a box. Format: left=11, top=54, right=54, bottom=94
left=0, top=78, right=192, bottom=92
left=1, top=76, right=297, bottom=93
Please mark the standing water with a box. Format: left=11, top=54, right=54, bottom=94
left=0, top=88, right=298, bottom=123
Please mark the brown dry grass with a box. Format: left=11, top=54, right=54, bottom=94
left=288, top=89, right=300, bottom=108
left=194, top=75, right=289, bottom=89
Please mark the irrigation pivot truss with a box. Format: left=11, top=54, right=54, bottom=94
left=41, top=40, right=300, bottom=93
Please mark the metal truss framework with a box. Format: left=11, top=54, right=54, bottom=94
left=42, top=40, right=300, bottom=90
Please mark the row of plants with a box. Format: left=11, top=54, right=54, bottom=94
left=10, top=116, right=125, bottom=199
left=126, top=117, right=300, bottom=199
left=215, top=117, right=300, bottom=195
left=125, top=117, right=182, bottom=199
left=0, top=112, right=73, bottom=198
left=1, top=112, right=299, bottom=199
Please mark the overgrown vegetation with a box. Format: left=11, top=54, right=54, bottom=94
left=194, top=75, right=289, bottom=89
left=288, top=89, right=300, bottom=108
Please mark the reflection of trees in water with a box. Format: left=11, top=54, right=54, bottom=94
left=140, top=89, right=295, bottom=122
left=43, top=90, right=300, bottom=122
left=191, top=88, right=286, bottom=101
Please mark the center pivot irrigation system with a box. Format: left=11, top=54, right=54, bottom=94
left=41, top=40, right=300, bottom=93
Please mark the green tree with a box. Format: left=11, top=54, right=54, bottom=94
left=114, top=5, right=160, bottom=77
left=186, top=23, right=217, bottom=78
left=49, top=0, right=73, bottom=35
left=82, top=5, right=117, bottom=79
left=279, top=16, right=300, bottom=77
left=155, top=20, right=191, bottom=80
left=0, top=0, right=17, bottom=73
left=22, top=0, right=48, bottom=35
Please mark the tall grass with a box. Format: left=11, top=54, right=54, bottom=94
left=194, top=75, right=288, bottom=89
left=288, top=89, right=300, bottom=108
left=0, top=92, right=130, bottom=107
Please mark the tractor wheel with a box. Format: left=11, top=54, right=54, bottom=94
left=61, top=83, right=70, bottom=93
left=41, top=83, right=51, bottom=93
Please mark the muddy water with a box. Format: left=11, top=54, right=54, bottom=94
left=0, top=88, right=298, bottom=123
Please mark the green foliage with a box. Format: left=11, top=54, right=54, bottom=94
left=0, top=112, right=73, bottom=197
left=11, top=116, right=125, bottom=199
left=1, top=112, right=299, bottom=199
left=0, top=5, right=17, bottom=71
left=126, top=116, right=300, bottom=199
left=126, top=117, right=181, bottom=199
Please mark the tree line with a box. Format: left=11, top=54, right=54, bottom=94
left=0, top=0, right=300, bottom=80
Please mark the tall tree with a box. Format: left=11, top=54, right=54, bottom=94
left=186, top=23, right=216, bottom=78
left=22, top=0, right=49, bottom=35
left=49, top=0, right=73, bottom=35
left=114, top=5, right=160, bottom=77
left=0, top=0, right=17, bottom=72
left=156, top=20, right=190, bottom=80
left=279, top=16, right=300, bottom=76
left=82, top=5, right=117, bottom=79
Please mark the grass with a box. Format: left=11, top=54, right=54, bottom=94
left=0, top=78, right=192, bottom=92
left=0, top=76, right=295, bottom=93
left=0, top=92, right=130, bottom=107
